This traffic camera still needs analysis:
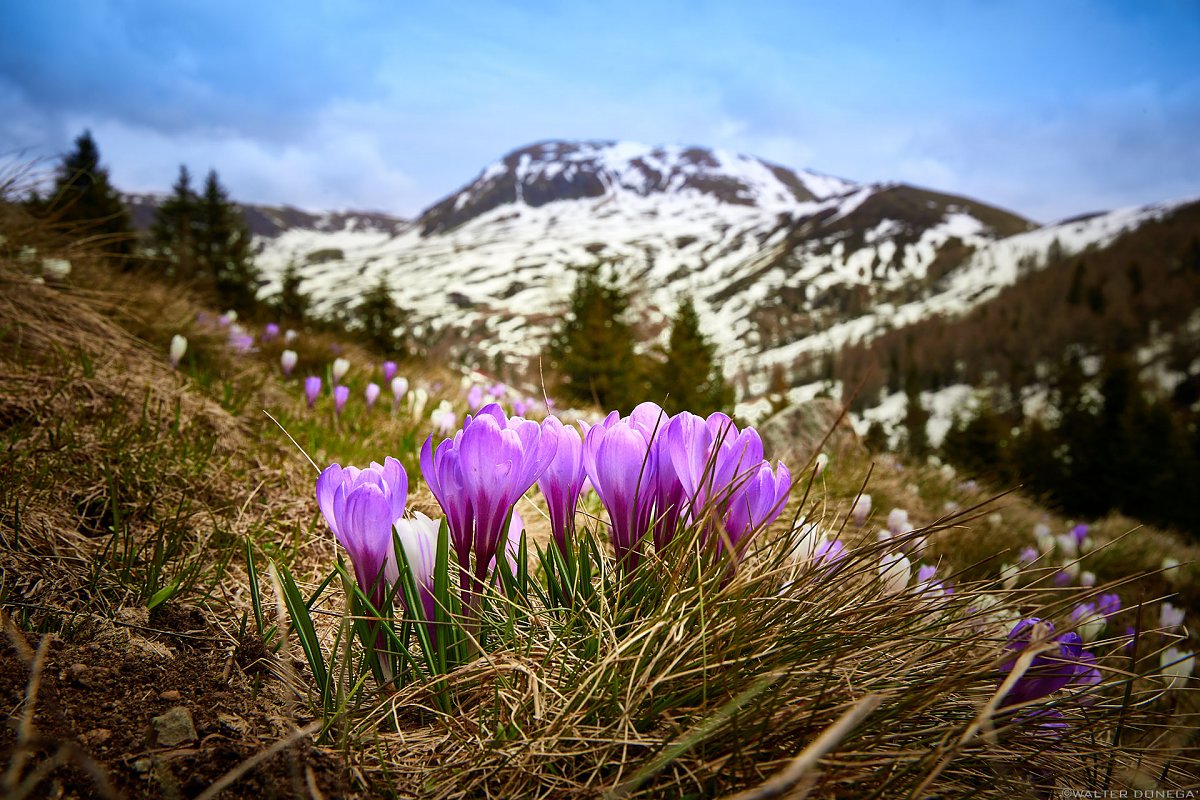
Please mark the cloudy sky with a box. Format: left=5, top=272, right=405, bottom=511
left=2, top=0, right=1198, bottom=223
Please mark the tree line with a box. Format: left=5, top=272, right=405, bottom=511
left=24, top=130, right=409, bottom=357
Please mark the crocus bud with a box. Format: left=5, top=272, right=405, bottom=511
left=1161, top=648, right=1195, bottom=690
left=365, top=382, right=381, bottom=410
left=887, top=508, right=910, bottom=535
left=879, top=552, right=912, bottom=595
left=1000, top=563, right=1019, bottom=590
left=262, top=322, right=280, bottom=342
left=332, top=358, right=350, bottom=383
left=467, top=385, right=484, bottom=411
left=382, top=361, right=398, bottom=383
left=280, top=349, right=298, bottom=376
left=1160, top=602, right=1185, bottom=630
left=334, top=385, right=350, bottom=416
left=814, top=452, right=829, bottom=477
left=284, top=329, right=298, bottom=344
left=1055, top=533, right=1079, bottom=559
left=852, top=493, right=872, bottom=527
left=304, top=376, right=322, bottom=409
left=169, top=334, right=187, bottom=368
left=391, top=376, right=409, bottom=406
left=411, top=387, right=429, bottom=419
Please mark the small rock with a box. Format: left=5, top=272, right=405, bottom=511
left=149, top=707, right=197, bottom=747
left=65, top=663, right=108, bottom=689
left=217, top=713, right=248, bottom=736
left=132, top=757, right=154, bottom=774
left=159, top=690, right=181, bottom=701
left=81, top=728, right=112, bottom=747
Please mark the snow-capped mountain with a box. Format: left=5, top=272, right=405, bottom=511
left=250, top=139, right=1061, bottom=376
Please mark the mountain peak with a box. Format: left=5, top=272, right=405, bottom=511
left=417, top=139, right=859, bottom=235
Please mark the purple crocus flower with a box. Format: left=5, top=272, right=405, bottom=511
left=334, top=385, right=350, bottom=416
left=582, top=417, right=658, bottom=570
left=304, top=376, right=322, bottom=409
left=315, top=458, right=409, bottom=608
left=1018, top=546, right=1039, bottom=565
left=536, top=416, right=586, bottom=553
left=814, top=539, right=847, bottom=567
left=421, top=403, right=557, bottom=603
left=618, top=402, right=690, bottom=552
left=917, top=564, right=939, bottom=584
left=365, top=382, right=381, bottom=410
left=229, top=333, right=255, bottom=354
left=721, top=459, right=792, bottom=554
left=1096, top=593, right=1121, bottom=618
left=262, top=322, right=280, bottom=342
left=512, top=397, right=530, bottom=417
left=1071, top=524, right=1089, bottom=546
left=999, top=618, right=1098, bottom=708
left=466, top=385, right=484, bottom=412
left=382, top=360, right=398, bottom=383
left=489, top=382, right=507, bottom=398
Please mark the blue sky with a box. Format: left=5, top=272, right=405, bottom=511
left=2, top=0, right=1197, bottom=222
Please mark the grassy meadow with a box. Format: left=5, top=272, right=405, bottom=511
left=1, top=232, right=1198, bottom=799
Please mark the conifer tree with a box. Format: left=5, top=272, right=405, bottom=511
left=356, top=274, right=406, bottom=355
left=41, top=130, right=135, bottom=266
left=549, top=265, right=639, bottom=409
left=274, top=260, right=311, bottom=322
left=653, top=294, right=733, bottom=415
left=150, top=165, right=199, bottom=280
left=197, top=169, right=259, bottom=313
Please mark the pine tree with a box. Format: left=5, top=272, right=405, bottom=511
left=150, top=165, right=199, bottom=281
left=196, top=169, right=259, bottom=312
left=274, top=260, right=311, bottom=322
left=356, top=274, right=406, bottom=355
left=653, top=294, right=733, bottom=415
left=548, top=265, right=640, bottom=409
left=40, top=130, right=135, bottom=266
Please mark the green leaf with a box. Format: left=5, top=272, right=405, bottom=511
left=273, top=561, right=330, bottom=700
left=146, top=578, right=181, bottom=610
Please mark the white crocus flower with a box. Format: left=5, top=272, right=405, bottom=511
left=411, top=387, right=430, bottom=420
left=169, top=334, right=187, bottom=368
left=1000, top=563, right=1019, bottom=590
left=331, top=357, right=350, bottom=383
left=1160, top=602, right=1185, bottom=630
left=1076, top=612, right=1106, bottom=643
left=852, top=494, right=872, bottom=527
left=813, top=453, right=829, bottom=478
left=879, top=552, right=911, bottom=596
left=280, top=349, right=298, bottom=376
left=1160, top=647, right=1195, bottom=690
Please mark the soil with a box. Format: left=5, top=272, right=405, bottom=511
left=1, top=607, right=351, bottom=799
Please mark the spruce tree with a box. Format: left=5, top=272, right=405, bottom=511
left=653, top=294, right=733, bottom=415
left=42, top=130, right=135, bottom=266
left=548, top=265, right=639, bottom=409
left=150, top=165, right=199, bottom=281
left=356, top=274, right=406, bottom=355
left=274, top=260, right=311, bottom=321
left=197, top=169, right=259, bottom=312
